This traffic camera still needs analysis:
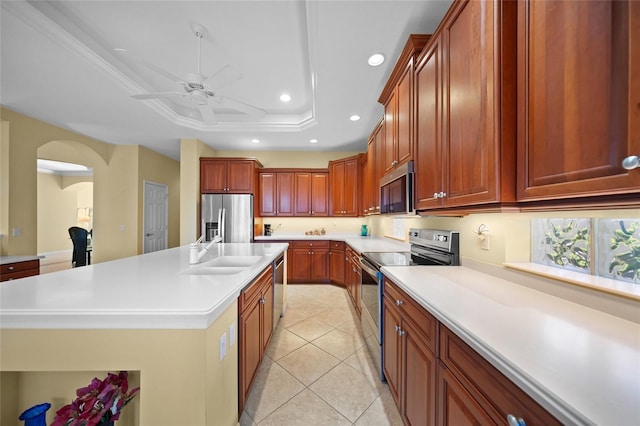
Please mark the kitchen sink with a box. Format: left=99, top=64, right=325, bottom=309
left=205, top=256, right=262, bottom=267
left=186, top=266, right=246, bottom=276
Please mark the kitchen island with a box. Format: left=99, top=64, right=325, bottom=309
left=1, top=242, right=288, bottom=426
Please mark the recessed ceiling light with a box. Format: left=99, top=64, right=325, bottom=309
left=280, top=93, right=291, bottom=102
left=251, top=139, right=260, bottom=144
left=368, top=53, right=385, bottom=67
left=309, top=139, right=318, bottom=144
left=113, top=48, right=128, bottom=52
left=350, top=115, right=361, bottom=121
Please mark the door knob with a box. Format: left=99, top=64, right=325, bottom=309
left=145, top=233, right=154, bottom=237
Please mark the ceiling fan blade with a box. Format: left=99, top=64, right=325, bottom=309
left=203, top=65, right=243, bottom=92
left=199, top=104, right=217, bottom=124
left=132, top=92, right=185, bottom=100
left=216, top=96, right=266, bottom=117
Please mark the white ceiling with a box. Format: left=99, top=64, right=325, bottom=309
left=1, top=0, right=452, bottom=160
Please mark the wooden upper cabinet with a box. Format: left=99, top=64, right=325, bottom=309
left=517, top=0, right=640, bottom=204
left=200, top=158, right=261, bottom=194
left=294, top=172, right=329, bottom=216
left=258, top=172, right=277, bottom=216
left=329, top=155, right=362, bottom=217
left=414, top=0, right=516, bottom=212
left=379, top=35, right=431, bottom=174
left=363, top=119, right=383, bottom=215
left=259, top=169, right=328, bottom=217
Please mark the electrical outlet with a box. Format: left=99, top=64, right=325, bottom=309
left=12, top=227, right=21, bottom=237
left=119, top=224, right=125, bottom=232
left=481, top=235, right=490, bottom=251
left=219, top=332, right=227, bottom=361
left=229, top=322, right=235, bottom=346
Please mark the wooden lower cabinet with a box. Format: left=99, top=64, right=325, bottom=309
left=383, top=277, right=560, bottom=425
left=0, top=259, right=40, bottom=281
left=439, top=326, right=560, bottom=426
left=383, top=278, right=437, bottom=426
left=345, top=246, right=361, bottom=315
left=329, top=241, right=345, bottom=286
left=238, top=265, right=274, bottom=413
left=288, top=240, right=330, bottom=283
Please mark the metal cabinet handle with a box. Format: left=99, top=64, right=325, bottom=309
left=396, top=300, right=403, bottom=306
left=622, top=155, right=639, bottom=170
left=433, top=192, right=439, bottom=199
left=8, top=266, right=14, bottom=271
left=395, top=325, right=401, bottom=333
left=259, top=297, right=266, bottom=304
left=399, top=329, right=405, bottom=337
left=507, top=414, right=526, bottom=426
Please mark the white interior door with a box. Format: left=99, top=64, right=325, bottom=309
left=143, top=181, right=168, bottom=253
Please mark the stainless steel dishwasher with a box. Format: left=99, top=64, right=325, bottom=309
left=273, top=254, right=285, bottom=329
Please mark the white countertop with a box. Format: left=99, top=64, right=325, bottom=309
left=381, top=265, right=640, bottom=426
left=0, top=243, right=288, bottom=329
left=255, top=234, right=411, bottom=253
left=1, top=255, right=44, bottom=265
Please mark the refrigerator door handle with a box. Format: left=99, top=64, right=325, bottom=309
left=220, top=208, right=226, bottom=241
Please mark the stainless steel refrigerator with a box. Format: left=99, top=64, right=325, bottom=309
left=201, top=194, right=254, bottom=243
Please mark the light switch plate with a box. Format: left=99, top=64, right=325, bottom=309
left=219, top=332, right=227, bottom=361
left=229, top=322, right=235, bottom=346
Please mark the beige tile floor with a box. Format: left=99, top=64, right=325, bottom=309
left=240, top=284, right=403, bottom=426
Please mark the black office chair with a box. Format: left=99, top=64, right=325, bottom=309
left=68, top=226, right=88, bottom=267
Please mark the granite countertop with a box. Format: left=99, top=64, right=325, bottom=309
left=0, top=255, right=45, bottom=265
left=0, top=243, right=288, bottom=330
left=381, top=265, right=640, bottom=426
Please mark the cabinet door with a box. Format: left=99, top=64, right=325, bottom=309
left=276, top=172, right=294, bottom=216
left=402, top=318, right=437, bottom=426
left=310, top=247, right=330, bottom=283
left=442, top=0, right=501, bottom=207
left=311, top=173, right=329, bottom=216
left=201, top=160, right=227, bottom=193
left=343, top=158, right=360, bottom=216
left=294, top=172, right=312, bottom=216
left=396, top=62, right=413, bottom=167
left=384, top=91, right=397, bottom=174
left=329, top=249, right=345, bottom=286
left=289, top=249, right=311, bottom=283
left=374, top=121, right=385, bottom=212
left=383, top=297, right=402, bottom=407
left=517, top=0, right=640, bottom=201
left=330, top=161, right=346, bottom=215
left=227, top=160, right=255, bottom=193
left=415, top=37, right=444, bottom=211
left=239, top=297, right=262, bottom=412
left=259, top=173, right=277, bottom=216
left=438, top=363, right=499, bottom=426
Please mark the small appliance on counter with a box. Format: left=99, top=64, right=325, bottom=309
left=264, top=224, right=272, bottom=236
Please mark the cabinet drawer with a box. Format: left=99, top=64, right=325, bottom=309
left=290, top=240, right=329, bottom=249
left=330, top=241, right=345, bottom=251
left=1, top=260, right=39, bottom=274
left=239, top=265, right=273, bottom=312
left=1, top=268, right=40, bottom=282
left=384, top=278, right=437, bottom=353
left=439, top=325, right=560, bottom=426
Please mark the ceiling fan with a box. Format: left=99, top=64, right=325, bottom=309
left=129, top=24, right=265, bottom=124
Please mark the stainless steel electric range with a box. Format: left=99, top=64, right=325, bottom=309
left=360, top=228, right=460, bottom=381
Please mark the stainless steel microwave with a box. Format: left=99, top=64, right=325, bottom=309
left=380, top=161, right=414, bottom=215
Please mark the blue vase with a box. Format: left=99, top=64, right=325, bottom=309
left=361, top=225, right=368, bottom=236
left=18, top=403, right=50, bottom=426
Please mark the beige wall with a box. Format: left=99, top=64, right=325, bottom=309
left=1, top=108, right=180, bottom=262
left=36, top=173, right=82, bottom=253
left=365, top=208, right=640, bottom=266
left=0, top=300, right=239, bottom=426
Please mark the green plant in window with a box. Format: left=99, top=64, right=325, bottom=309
left=543, top=220, right=590, bottom=270
left=609, top=220, right=640, bottom=282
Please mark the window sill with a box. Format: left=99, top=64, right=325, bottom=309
left=503, top=262, right=640, bottom=302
